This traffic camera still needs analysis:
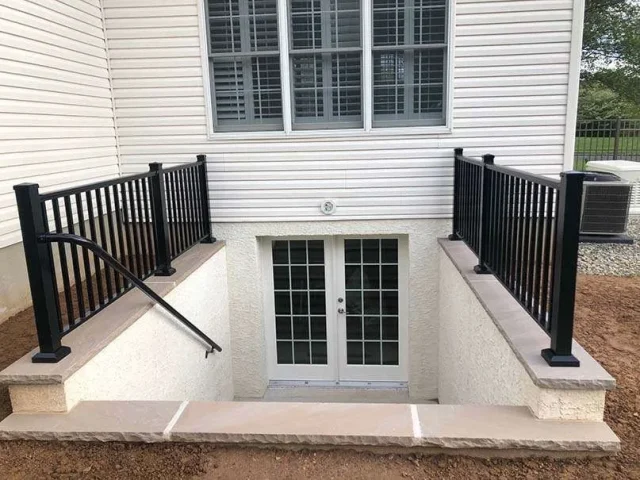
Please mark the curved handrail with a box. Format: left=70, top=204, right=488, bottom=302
left=38, top=232, right=222, bottom=356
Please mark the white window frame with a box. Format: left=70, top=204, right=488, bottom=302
left=198, top=0, right=455, bottom=140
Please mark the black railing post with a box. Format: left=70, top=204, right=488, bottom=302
left=14, top=183, right=71, bottom=363
left=541, top=171, right=585, bottom=367
left=474, top=154, right=494, bottom=274
left=448, top=147, right=463, bottom=241
left=149, top=163, right=176, bottom=276
left=197, top=154, right=215, bottom=243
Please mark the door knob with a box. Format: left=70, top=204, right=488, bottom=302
left=338, top=307, right=346, bottom=314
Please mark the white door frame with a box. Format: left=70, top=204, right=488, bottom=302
left=262, top=236, right=408, bottom=383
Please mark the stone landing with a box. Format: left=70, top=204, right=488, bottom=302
left=0, top=401, right=620, bottom=456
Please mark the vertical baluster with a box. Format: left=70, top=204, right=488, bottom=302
left=539, top=188, right=555, bottom=327
left=191, top=165, right=204, bottom=239
left=63, top=196, right=86, bottom=322
left=97, top=187, right=116, bottom=298
left=498, top=173, right=507, bottom=280
left=187, top=167, right=199, bottom=243
left=510, top=178, right=520, bottom=291
left=134, top=179, right=150, bottom=276
left=141, top=178, right=156, bottom=268
left=120, top=182, right=138, bottom=279
left=85, top=191, right=105, bottom=306
left=547, top=195, right=560, bottom=330
left=112, top=184, right=130, bottom=288
left=178, top=169, right=190, bottom=250
left=533, top=185, right=547, bottom=318
left=41, top=202, right=63, bottom=333
left=504, top=176, right=514, bottom=288
left=526, top=183, right=539, bottom=312
left=127, top=181, right=143, bottom=277
left=166, top=171, right=177, bottom=258
left=52, top=199, right=74, bottom=328
left=75, top=193, right=95, bottom=313
left=179, top=168, right=192, bottom=249
left=519, top=181, right=532, bottom=303
left=170, top=171, right=183, bottom=255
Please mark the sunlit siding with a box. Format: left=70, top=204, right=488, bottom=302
left=0, top=0, right=119, bottom=247
left=103, top=0, right=576, bottom=222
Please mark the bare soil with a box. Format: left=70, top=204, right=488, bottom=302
left=0, top=274, right=638, bottom=479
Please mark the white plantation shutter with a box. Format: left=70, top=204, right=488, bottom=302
left=207, top=0, right=283, bottom=130
left=372, top=0, right=447, bottom=126
left=205, top=0, right=448, bottom=132
left=289, top=0, right=363, bottom=129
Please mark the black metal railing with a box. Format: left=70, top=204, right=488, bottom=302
left=575, top=118, right=640, bottom=169
left=14, top=155, right=215, bottom=363
left=450, top=148, right=585, bottom=367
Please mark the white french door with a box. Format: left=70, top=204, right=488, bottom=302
left=264, top=236, right=408, bottom=383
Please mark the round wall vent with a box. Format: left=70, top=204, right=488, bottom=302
left=320, top=199, right=337, bottom=215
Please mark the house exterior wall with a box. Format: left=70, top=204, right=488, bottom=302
left=102, top=0, right=581, bottom=223
left=214, top=219, right=449, bottom=400
left=0, top=0, right=119, bottom=322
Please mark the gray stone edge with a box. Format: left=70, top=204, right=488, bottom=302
left=438, top=238, right=616, bottom=391
left=0, top=242, right=226, bottom=385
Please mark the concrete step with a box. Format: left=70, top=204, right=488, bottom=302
left=0, top=400, right=620, bottom=456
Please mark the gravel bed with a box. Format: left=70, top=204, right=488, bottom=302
left=578, top=217, right=640, bottom=276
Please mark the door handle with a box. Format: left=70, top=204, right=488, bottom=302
left=338, top=307, right=346, bottom=314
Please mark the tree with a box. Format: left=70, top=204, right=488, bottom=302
left=579, top=0, right=640, bottom=118
left=582, top=0, right=640, bottom=74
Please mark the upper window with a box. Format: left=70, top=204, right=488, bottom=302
left=205, top=0, right=448, bottom=132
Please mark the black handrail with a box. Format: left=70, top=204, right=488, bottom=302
left=39, top=232, right=222, bottom=356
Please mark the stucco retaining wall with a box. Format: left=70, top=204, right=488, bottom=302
left=213, top=219, right=450, bottom=400
left=9, top=246, right=234, bottom=412
left=438, top=246, right=609, bottom=421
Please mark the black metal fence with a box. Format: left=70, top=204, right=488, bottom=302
left=451, top=148, right=585, bottom=367
left=575, top=118, right=640, bottom=169
left=14, top=156, right=213, bottom=363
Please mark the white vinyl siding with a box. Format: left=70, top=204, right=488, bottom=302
left=103, top=0, right=575, bottom=222
left=0, top=0, right=119, bottom=248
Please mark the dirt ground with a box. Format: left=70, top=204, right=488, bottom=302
left=0, top=274, right=638, bottom=479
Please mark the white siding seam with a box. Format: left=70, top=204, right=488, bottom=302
left=563, top=0, right=585, bottom=170
left=99, top=0, right=123, bottom=175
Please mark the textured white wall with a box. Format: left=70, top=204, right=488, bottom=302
left=64, top=248, right=233, bottom=406
left=215, top=219, right=450, bottom=400
left=438, top=249, right=605, bottom=421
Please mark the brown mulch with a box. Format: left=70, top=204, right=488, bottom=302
left=0, top=275, right=637, bottom=479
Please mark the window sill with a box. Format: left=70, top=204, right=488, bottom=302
left=205, top=125, right=453, bottom=142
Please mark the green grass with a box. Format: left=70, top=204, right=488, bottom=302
left=574, top=136, right=638, bottom=154
left=574, top=136, right=640, bottom=170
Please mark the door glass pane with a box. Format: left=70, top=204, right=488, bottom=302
left=272, top=240, right=327, bottom=365
left=345, top=238, right=399, bottom=366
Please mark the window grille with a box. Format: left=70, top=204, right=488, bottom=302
left=207, top=0, right=284, bottom=130
left=372, top=0, right=446, bottom=127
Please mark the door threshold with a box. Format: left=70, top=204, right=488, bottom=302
left=269, top=380, right=408, bottom=389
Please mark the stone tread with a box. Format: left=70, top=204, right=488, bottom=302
left=0, top=401, right=620, bottom=453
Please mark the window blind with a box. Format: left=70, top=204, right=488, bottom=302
left=289, top=0, right=363, bottom=129
left=208, top=0, right=283, bottom=130
left=372, top=0, right=447, bottom=127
